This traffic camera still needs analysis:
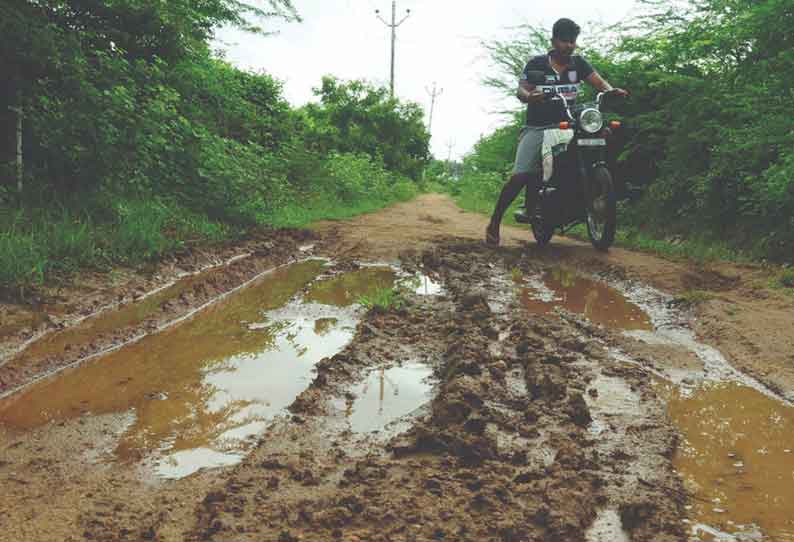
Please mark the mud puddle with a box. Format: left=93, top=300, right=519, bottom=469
left=517, top=264, right=794, bottom=540
left=575, top=273, right=794, bottom=541
left=305, top=263, right=442, bottom=306
left=652, top=379, right=794, bottom=541
left=0, top=260, right=439, bottom=479
left=339, top=363, right=434, bottom=434
left=516, top=266, right=652, bottom=331
left=0, top=254, right=252, bottom=370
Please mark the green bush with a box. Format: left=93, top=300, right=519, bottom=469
left=324, top=152, right=392, bottom=202
left=45, top=210, right=97, bottom=271
left=0, top=1, right=432, bottom=296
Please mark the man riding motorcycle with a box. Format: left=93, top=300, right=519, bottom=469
left=485, top=18, right=629, bottom=246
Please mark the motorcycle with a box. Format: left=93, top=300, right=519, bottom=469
left=514, top=70, right=625, bottom=251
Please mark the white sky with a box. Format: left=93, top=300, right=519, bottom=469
left=214, top=0, right=639, bottom=160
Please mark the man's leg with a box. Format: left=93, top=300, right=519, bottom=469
left=486, top=172, right=533, bottom=245
left=485, top=127, right=543, bottom=245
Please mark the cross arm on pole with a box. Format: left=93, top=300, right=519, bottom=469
left=395, top=9, right=411, bottom=27
left=375, top=10, right=390, bottom=26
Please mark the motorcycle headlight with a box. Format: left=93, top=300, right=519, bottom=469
left=579, top=108, right=603, bottom=134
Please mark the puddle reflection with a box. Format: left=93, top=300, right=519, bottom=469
left=411, top=274, right=443, bottom=296
left=305, top=267, right=396, bottom=306
left=518, top=267, right=652, bottom=331
left=663, top=381, right=794, bottom=540
left=0, top=261, right=442, bottom=478
left=344, top=364, right=433, bottom=433
left=0, top=260, right=350, bottom=478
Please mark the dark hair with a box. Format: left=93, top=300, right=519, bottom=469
left=552, top=18, right=581, bottom=42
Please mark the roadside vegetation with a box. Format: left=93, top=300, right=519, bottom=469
left=4, top=0, right=792, bottom=298
left=433, top=0, right=794, bottom=266
left=0, top=1, right=429, bottom=298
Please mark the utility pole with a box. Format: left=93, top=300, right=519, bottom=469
left=9, top=100, right=22, bottom=193
left=375, top=1, right=411, bottom=98
left=446, top=139, right=455, bottom=177
left=425, top=82, right=443, bottom=133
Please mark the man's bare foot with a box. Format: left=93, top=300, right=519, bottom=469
left=485, top=224, right=500, bottom=246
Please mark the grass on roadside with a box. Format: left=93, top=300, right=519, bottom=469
left=0, top=199, right=229, bottom=298
left=564, top=223, right=747, bottom=265
left=673, top=289, right=715, bottom=306
left=771, top=268, right=794, bottom=291
left=1, top=182, right=420, bottom=299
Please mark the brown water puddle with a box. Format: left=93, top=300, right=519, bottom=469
left=517, top=267, right=652, bottom=331
left=3, top=270, right=216, bottom=368
left=0, top=261, right=435, bottom=478
left=305, top=267, right=396, bottom=306
left=1, top=260, right=371, bottom=477
left=657, top=380, right=794, bottom=540
left=342, top=363, right=433, bottom=434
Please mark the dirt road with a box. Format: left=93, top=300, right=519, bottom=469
left=1, top=194, right=793, bottom=541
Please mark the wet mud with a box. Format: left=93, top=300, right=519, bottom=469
left=183, top=242, right=685, bottom=542
left=0, top=230, right=317, bottom=393
left=2, top=194, right=793, bottom=541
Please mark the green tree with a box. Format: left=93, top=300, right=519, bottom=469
left=301, top=76, right=431, bottom=180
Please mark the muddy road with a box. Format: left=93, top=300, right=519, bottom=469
left=1, top=194, right=793, bottom=541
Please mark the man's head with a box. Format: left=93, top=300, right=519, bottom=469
left=551, top=18, right=580, bottom=57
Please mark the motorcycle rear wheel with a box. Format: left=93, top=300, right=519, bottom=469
left=586, top=166, right=617, bottom=251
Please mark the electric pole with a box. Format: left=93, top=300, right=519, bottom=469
left=9, top=99, right=22, bottom=193
left=375, top=1, right=411, bottom=98
left=446, top=139, right=455, bottom=176
left=425, top=82, right=443, bottom=133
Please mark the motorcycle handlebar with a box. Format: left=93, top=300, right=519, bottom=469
left=597, top=89, right=627, bottom=106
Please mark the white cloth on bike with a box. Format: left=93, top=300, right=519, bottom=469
left=541, top=128, right=574, bottom=182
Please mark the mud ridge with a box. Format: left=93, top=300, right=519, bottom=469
left=0, top=230, right=315, bottom=394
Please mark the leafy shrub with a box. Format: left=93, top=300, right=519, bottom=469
left=323, top=152, right=393, bottom=202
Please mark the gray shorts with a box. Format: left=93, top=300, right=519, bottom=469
left=512, top=125, right=546, bottom=175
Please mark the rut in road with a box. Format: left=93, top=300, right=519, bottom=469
left=188, top=241, right=685, bottom=542
left=2, top=194, right=794, bottom=541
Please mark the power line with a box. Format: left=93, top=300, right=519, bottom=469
left=375, top=1, right=411, bottom=98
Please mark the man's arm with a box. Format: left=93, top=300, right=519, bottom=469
left=585, top=72, right=629, bottom=97
left=517, top=80, right=545, bottom=104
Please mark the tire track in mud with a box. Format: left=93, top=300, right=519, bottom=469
left=4, top=194, right=794, bottom=541
left=0, top=230, right=316, bottom=394
left=187, top=241, right=685, bottom=542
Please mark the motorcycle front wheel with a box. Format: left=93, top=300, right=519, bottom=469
left=532, top=219, right=553, bottom=247
left=585, top=166, right=617, bottom=251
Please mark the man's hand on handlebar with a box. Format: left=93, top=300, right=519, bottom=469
left=609, top=88, right=630, bottom=97
left=528, top=89, right=546, bottom=103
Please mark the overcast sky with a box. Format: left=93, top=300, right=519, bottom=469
left=214, top=0, right=639, bottom=160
